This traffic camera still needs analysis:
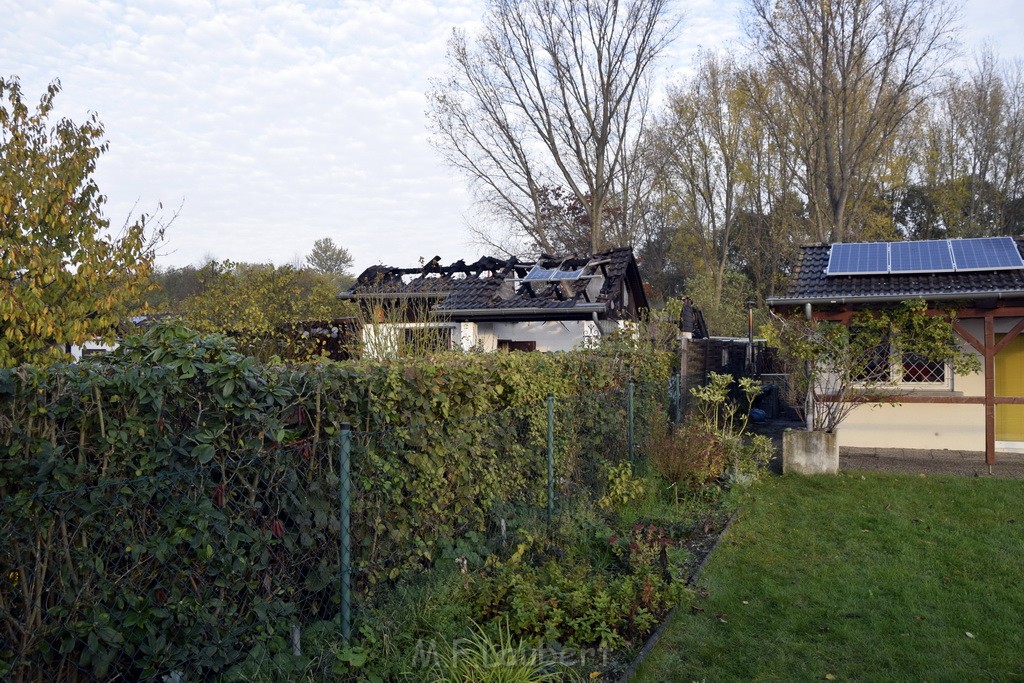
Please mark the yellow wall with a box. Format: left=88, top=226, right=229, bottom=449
left=996, top=333, right=1024, bottom=442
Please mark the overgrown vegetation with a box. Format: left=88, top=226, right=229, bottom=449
left=647, top=373, right=774, bottom=504
left=0, top=322, right=691, bottom=680
left=144, top=260, right=357, bottom=361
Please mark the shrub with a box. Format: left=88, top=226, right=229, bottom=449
left=597, top=461, right=647, bottom=512
left=646, top=412, right=727, bottom=503
left=0, top=323, right=672, bottom=680
left=475, top=561, right=683, bottom=651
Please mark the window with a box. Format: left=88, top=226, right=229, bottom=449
left=497, top=339, right=537, bottom=352
left=853, top=343, right=950, bottom=388
left=900, top=352, right=946, bottom=384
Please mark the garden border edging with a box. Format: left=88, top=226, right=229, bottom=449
left=619, top=508, right=739, bottom=682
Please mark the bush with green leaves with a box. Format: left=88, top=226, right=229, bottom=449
left=475, top=560, right=683, bottom=651
left=0, top=323, right=671, bottom=680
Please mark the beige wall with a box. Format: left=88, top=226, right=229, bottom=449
left=839, top=403, right=986, bottom=451
left=836, top=316, right=1023, bottom=452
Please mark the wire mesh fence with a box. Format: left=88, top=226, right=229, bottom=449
left=1, top=377, right=671, bottom=681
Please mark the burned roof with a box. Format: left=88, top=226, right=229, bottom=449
left=341, top=247, right=648, bottom=322
left=768, top=237, right=1024, bottom=307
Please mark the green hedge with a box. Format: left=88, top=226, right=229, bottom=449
left=0, top=324, right=670, bottom=680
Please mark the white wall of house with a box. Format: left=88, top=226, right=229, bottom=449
left=361, top=322, right=459, bottom=358
left=837, top=317, right=1024, bottom=453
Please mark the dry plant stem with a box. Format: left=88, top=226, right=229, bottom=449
left=315, top=384, right=322, bottom=442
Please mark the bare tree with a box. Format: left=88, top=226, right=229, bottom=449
left=651, top=52, right=750, bottom=304
left=427, top=0, right=678, bottom=255
left=745, top=0, right=959, bottom=242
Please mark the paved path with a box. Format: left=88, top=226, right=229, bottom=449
left=751, top=419, right=1024, bottom=479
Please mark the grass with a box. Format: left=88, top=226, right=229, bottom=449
left=635, top=471, right=1024, bottom=682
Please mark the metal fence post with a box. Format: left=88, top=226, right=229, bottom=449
left=628, top=380, right=635, bottom=465
left=669, top=375, right=681, bottom=426
left=339, top=424, right=352, bottom=642
left=546, top=393, right=554, bottom=522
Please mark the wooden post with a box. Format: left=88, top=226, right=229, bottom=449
left=679, top=335, right=689, bottom=422
left=985, top=314, right=996, bottom=470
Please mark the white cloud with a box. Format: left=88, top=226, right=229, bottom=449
left=2, top=0, right=1021, bottom=274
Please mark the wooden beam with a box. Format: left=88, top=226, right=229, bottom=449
left=985, top=314, right=996, bottom=466
left=818, top=394, right=1024, bottom=405
left=811, top=311, right=852, bottom=323
left=953, top=321, right=985, bottom=355
left=993, top=317, right=1024, bottom=355
left=944, top=306, right=1024, bottom=319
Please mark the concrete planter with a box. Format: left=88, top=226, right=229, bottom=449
left=783, top=429, right=839, bottom=475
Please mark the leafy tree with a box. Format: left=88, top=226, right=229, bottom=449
left=305, top=237, right=353, bottom=276
left=0, top=77, right=160, bottom=367
left=900, top=50, right=1024, bottom=238
left=171, top=261, right=355, bottom=360
left=143, top=262, right=216, bottom=311
left=427, top=0, right=678, bottom=254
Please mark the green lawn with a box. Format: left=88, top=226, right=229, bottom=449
left=636, top=472, right=1024, bottom=682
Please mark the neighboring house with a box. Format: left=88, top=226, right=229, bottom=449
left=340, top=248, right=656, bottom=354
left=768, top=236, right=1024, bottom=465
left=67, top=315, right=160, bottom=360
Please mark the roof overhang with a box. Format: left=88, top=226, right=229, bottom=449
left=767, top=289, right=1024, bottom=308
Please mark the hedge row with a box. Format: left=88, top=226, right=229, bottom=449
left=0, top=324, right=671, bottom=681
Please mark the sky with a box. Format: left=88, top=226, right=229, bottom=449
left=2, top=0, right=1022, bottom=275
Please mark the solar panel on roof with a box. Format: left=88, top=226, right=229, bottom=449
left=949, top=237, right=1024, bottom=272
left=553, top=269, right=584, bottom=280
left=523, top=266, right=556, bottom=281
left=890, top=240, right=955, bottom=274
left=826, top=242, right=889, bottom=275
left=825, top=237, right=1023, bottom=276
left=524, top=265, right=587, bottom=281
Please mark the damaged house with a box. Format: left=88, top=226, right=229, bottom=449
left=340, top=247, right=653, bottom=355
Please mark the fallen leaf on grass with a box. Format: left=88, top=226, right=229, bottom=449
left=825, top=674, right=837, bottom=680
left=742, top=600, right=749, bottom=605
left=716, top=612, right=728, bottom=623
left=966, top=632, right=975, bottom=639
left=690, top=605, right=704, bottom=614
